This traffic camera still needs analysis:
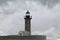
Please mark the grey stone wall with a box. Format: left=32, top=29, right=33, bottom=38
left=0, top=35, right=46, bottom=40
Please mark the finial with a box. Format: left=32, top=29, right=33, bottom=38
left=26, top=10, right=30, bottom=14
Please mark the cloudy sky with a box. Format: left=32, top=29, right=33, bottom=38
left=0, top=0, right=60, bottom=40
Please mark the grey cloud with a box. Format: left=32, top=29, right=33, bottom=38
left=0, top=0, right=60, bottom=8
left=0, top=0, right=25, bottom=35
left=0, top=0, right=25, bottom=15
left=0, top=0, right=8, bottom=4
left=0, top=0, right=12, bottom=5
left=30, top=0, right=60, bottom=8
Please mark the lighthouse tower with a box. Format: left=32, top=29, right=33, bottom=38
left=24, top=10, right=32, bottom=36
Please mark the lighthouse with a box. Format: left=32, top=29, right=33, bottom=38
left=24, top=10, right=32, bottom=35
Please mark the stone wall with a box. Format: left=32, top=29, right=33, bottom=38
left=0, top=35, right=46, bottom=40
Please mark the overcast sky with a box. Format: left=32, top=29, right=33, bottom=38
left=0, top=0, right=60, bottom=40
